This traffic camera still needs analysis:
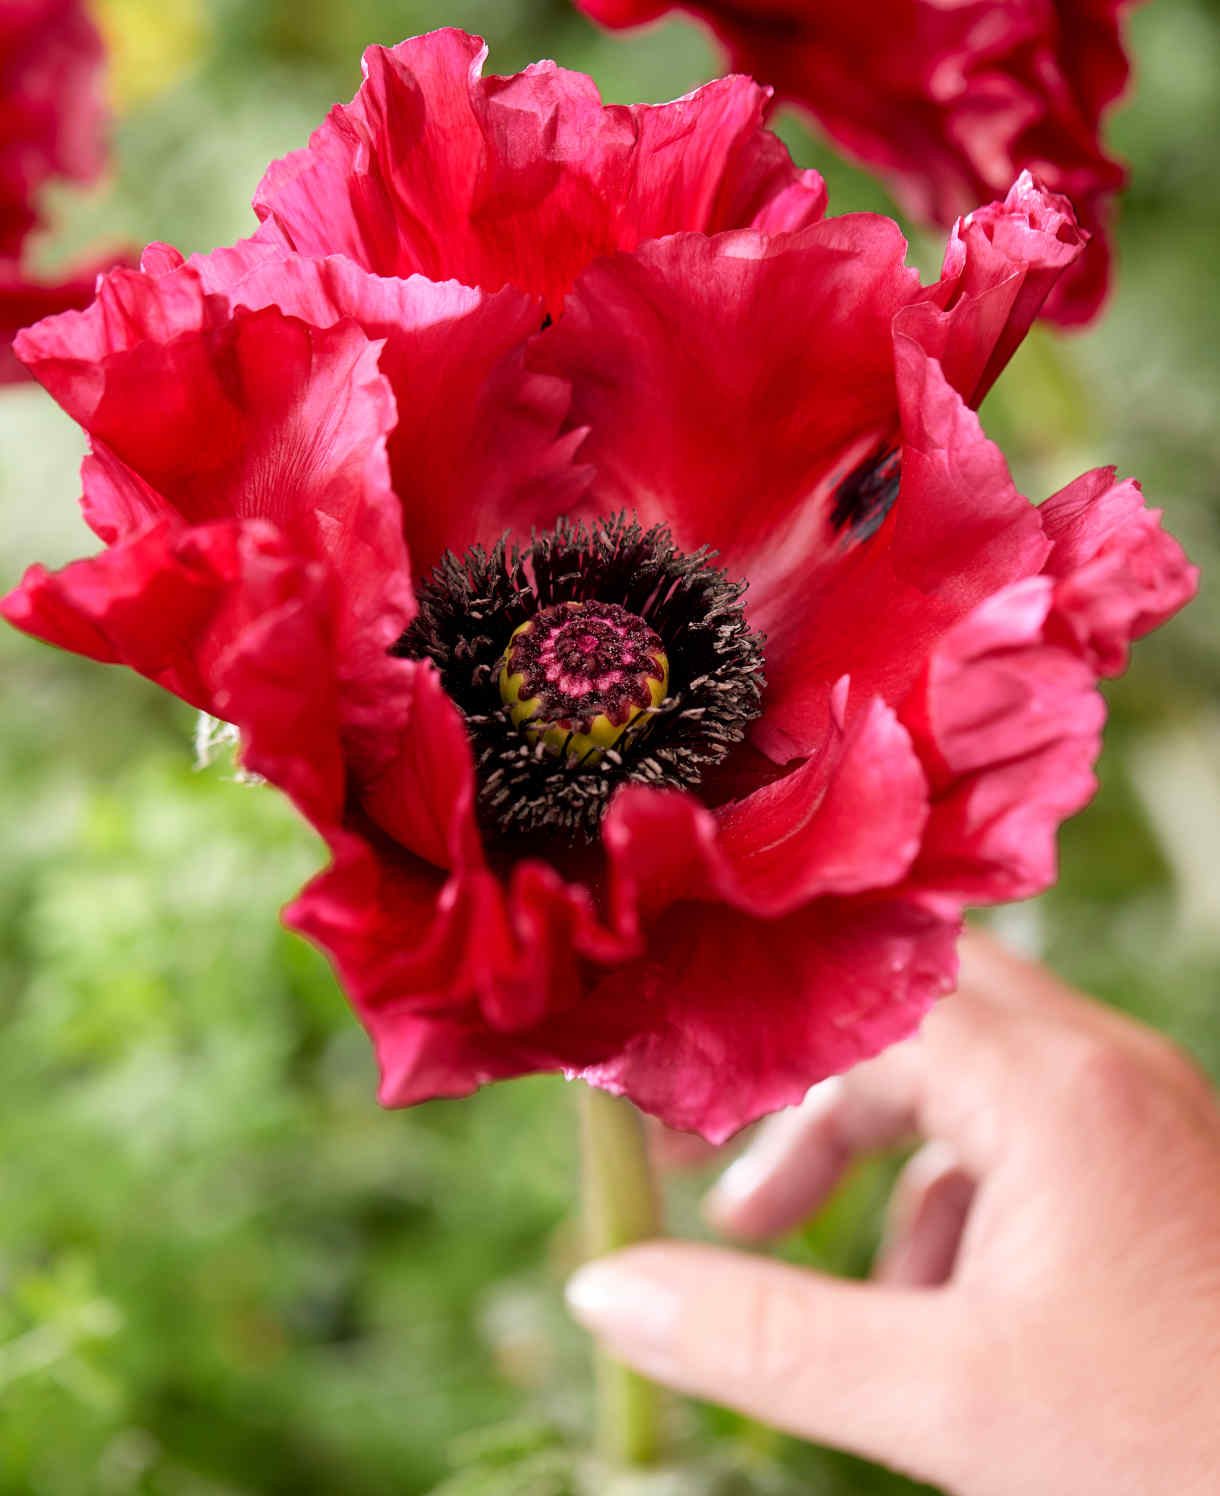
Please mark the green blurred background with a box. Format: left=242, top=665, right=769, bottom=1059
left=1, top=1, right=1217, bottom=1491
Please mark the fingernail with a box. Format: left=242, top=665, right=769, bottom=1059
left=703, top=1148, right=769, bottom=1225
left=565, top=1258, right=680, bottom=1353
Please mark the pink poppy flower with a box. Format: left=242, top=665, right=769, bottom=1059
left=0, top=0, right=129, bottom=383
left=574, top=0, right=1139, bottom=325
left=2, top=32, right=1194, bottom=1140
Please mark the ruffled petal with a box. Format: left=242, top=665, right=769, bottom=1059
left=251, top=29, right=827, bottom=316
left=369, top=1004, right=570, bottom=1107
left=15, top=259, right=220, bottom=379
left=92, top=247, right=588, bottom=577
left=285, top=821, right=639, bottom=1081
left=1038, top=467, right=1199, bottom=678
left=531, top=219, right=918, bottom=620
left=139, top=224, right=287, bottom=288
left=888, top=338, right=1051, bottom=594
left=288, top=832, right=504, bottom=1026
left=73, top=441, right=170, bottom=548
left=291, top=814, right=957, bottom=1138
left=0, top=250, right=132, bottom=384
left=573, top=0, right=1134, bottom=326
left=900, top=577, right=1105, bottom=905
left=577, top=894, right=960, bottom=1142
left=1, top=516, right=346, bottom=825
left=203, top=253, right=589, bottom=574
left=16, top=278, right=409, bottom=661
left=715, top=690, right=929, bottom=908
left=74, top=247, right=588, bottom=575
left=758, top=345, right=1049, bottom=760
left=897, top=172, right=1088, bottom=410
left=601, top=688, right=927, bottom=924
left=356, top=657, right=483, bottom=872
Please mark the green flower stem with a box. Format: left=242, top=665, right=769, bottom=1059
left=579, top=1082, right=666, bottom=1467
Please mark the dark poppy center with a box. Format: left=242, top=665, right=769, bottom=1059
left=392, top=515, right=765, bottom=842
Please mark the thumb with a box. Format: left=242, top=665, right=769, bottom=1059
left=566, top=1241, right=970, bottom=1486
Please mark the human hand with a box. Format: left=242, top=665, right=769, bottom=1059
left=566, top=932, right=1220, bottom=1495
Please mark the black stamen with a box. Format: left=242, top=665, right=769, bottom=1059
left=392, top=515, right=766, bottom=843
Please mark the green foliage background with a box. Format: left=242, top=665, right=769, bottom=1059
left=0, top=1, right=1217, bottom=1491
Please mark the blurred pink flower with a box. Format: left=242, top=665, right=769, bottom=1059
left=0, top=0, right=130, bottom=383
left=575, top=0, right=1140, bottom=324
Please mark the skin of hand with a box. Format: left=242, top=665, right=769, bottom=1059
left=566, top=931, right=1220, bottom=1496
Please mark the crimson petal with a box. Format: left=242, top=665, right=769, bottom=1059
left=0, top=251, right=132, bottom=384
left=15, top=276, right=409, bottom=661
left=1039, top=468, right=1200, bottom=678
left=2, top=517, right=346, bottom=825
left=758, top=347, right=1048, bottom=761
left=252, top=30, right=827, bottom=318
left=532, top=219, right=918, bottom=628
left=900, top=578, right=1105, bottom=904
left=578, top=895, right=959, bottom=1143
left=898, top=173, right=1089, bottom=410
left=573, top=0, right=1136, bottom=325
left=209, top=254, right=590, bottom=575
left=602, top=688, right=928, bottom=924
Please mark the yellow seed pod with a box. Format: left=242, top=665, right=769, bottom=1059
left=498, top=603, right=669, bottom=766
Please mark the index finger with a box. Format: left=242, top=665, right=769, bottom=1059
left=705, top=928, right=1095, bottom=1240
